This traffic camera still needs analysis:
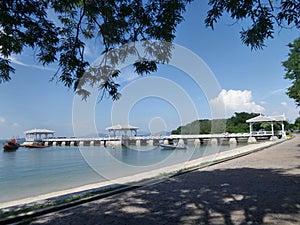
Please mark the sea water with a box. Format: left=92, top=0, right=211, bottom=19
left=0, top=142, right=244, bottom=203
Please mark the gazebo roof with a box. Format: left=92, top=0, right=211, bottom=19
left=270, top=114, right=286, bottom=121
left=24, top=128, right=55, bottom=134
left=246, top=114, right=286, bottom=123
left=106, top=124, right=139, bottom=131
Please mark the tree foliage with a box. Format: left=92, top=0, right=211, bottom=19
left=294, top=117, right=300, bottom=129
left=0, top=0, right=191, bottom=99
left=226, top=112, right=260, bottom=133
left=172, top=118, right=227, bottom=134
left=171, top=119, right=224, bottom=135
left=0, top=0, right=299, bottom=99
left=284, top=117, right=300, bottom=131
left=172, top=112, right=261, bottom=134
left=205, top=0, right=300, bottom=50
left=283, top=37, right=300, bottom=106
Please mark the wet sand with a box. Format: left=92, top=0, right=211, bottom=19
left=28, top=135, right=300, bottom=224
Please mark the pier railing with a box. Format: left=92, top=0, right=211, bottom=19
left=41, top=132, right=279, bottom=147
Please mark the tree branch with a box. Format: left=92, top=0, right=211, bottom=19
left=268, top=0, right=274, bottom=11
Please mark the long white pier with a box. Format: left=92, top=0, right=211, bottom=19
left=42, top=132, right=280, bottom=147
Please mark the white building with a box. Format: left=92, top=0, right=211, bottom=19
left=24, top=128, right=55, bottom=142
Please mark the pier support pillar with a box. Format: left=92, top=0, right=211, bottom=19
left=44, top=142, right=48, bottom=146
left=229, top=138, right=237, bottom=145
left=148, top=140, right=154, bottom=146
left=115, top=141, right=122, bottom=146
left=90, top=141, right=94, bottom=146
left=79, top=141, right=84, bottom=146
left=247, top=136, right=257, bottom=144
left=270, top=136, right=278, bottom=141
left=210, top=138, right=218, bottom=145
left=194, top=139, right=201, bottom=146
left=52, top=142, right=57, bottom=146
left=122, top=139, right=129, bottom=146
left=178, top=139, right=184, bottom=145
left=136, top=140, right=141, bottom=146
left=163, top=139, right=169, bottom=145
left=61, top=142, right=66, bottom=146
left=70, top=141, right=75, bottom=146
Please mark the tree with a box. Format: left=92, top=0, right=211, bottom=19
left=0, top=0, right=192, bottom=100
left=283, top=37, right=300, bottom=106
left=1, top=0, right=299, bottom=99
left=226, top=112, right=260, bottom=133
left=171, top=112, right=263, bottom=134
left=205, top=0, right=299, bottom=50
left=294, top=117, right=300, bottom=129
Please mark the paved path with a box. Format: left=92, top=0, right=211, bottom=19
left=30, top=136, right=300, bottom=225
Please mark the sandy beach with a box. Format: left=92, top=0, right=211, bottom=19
left=22, top=135, right=300, bottom=225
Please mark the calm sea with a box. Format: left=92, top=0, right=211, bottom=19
left=0, top=141, right=243, bottom=203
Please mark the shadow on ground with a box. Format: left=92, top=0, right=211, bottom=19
left=31, top=167, right=300, bottom=225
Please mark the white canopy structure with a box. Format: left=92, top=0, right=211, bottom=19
left=246, top=114, right=286, bottom=137
left=24, top=129, right=55, bottom=142
left=106, top=124, right=138, bottom=138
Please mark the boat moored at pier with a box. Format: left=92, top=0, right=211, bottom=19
left=160, top=143, right=187, bottom=150
left=3, top=138, right=19, bottom=152
left=22, top=128, right=55, bottom=149
left=21, top=142, right=48, bottom=148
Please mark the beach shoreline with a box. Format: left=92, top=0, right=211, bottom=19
left=0, top=139, right=284, bottom=210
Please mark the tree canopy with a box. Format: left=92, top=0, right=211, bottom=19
left=205, top=0, right=299, bottom=50
left=226, top=112, right=260, bottom=133
left=171, top=119, right=226, bottom=135
left=283, top=37, right=300, bottom=106
left=0, top=0, right=299, bottom=100
left=171, top=112, right=290, bottom=135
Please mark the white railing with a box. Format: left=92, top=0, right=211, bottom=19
left=42, top=132, right=278, bottom=143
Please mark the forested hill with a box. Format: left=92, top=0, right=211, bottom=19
left=171, top=112, right=262, bottom=135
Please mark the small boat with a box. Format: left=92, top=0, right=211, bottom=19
left=22, top=142, right=48, bottom=148
left=26, top=144, right=48, bottom=149
left=160, top=143, right=187, bottom=150
left=3, top=139, right=19, bottom=152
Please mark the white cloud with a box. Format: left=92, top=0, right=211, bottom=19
left=116, top=66, right=139, bottom=84
left=270, top=88, right=286, bottom=95
left=260, top=101, right=267, bottom=105
left=83, top=44, right=96, bottom=59
left=9, top=56, right=56, bottom=71
left=0, top=117, right=5, bottom=123
left=12, top=122, right=20, bottom=127
left=281, top=101, right=288, bottom=106
left=277, top=101, right=299, bottom=123
left=210, top=89, right=265, bottom=118
left=259, top=88, right=288, bottom=102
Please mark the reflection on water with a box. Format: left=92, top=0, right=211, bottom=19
left=0, top=143, right=243, bottom=203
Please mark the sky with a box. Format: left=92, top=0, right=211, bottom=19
left=0, top=1, right=299, bottom=139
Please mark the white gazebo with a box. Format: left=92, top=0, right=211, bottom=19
left=24, top=128, right=55, bottom=142
left=246, top=114, right=286, bottom=138
left=106, top=124, right=138, bottom=138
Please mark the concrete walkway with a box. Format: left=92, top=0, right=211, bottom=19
left=30, top=136, right=300, bottom=225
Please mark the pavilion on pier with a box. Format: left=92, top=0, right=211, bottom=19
left=246, top=114, right=286, bottom=138
left=106, top=124, right=138, bottom=139
left=24, top=128, right=55, bottom=142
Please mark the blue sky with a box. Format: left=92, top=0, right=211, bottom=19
left=0, top=1, right=299, bottom=139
